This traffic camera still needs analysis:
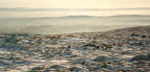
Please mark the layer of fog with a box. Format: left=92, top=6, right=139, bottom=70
left=0, top=15, right=150, bottom=34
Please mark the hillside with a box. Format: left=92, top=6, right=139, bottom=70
left=0, top=26, right=150, bottom=72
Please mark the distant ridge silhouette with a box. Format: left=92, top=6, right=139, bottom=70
left=0, top=7, right=150, bottom=11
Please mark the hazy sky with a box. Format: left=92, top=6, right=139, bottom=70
left=0, top=0, right=150, bottom=9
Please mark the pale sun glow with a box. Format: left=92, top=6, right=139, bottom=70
left=0, top=0, right=149, bottom=9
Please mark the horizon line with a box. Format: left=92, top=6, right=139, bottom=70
left=0, top=7, right=150, bottom=11
left=1, top=14, right=150, bottom=19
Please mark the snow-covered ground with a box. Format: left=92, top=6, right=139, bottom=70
left=0, top=26, right=150, bottom=72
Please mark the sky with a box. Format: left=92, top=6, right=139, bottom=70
left=0, top=0, right=150, bottom=9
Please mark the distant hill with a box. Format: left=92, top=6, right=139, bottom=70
left=0, top=7, right=150, bottom=11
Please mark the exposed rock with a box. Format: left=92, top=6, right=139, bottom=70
left=93, top=56, right=117, bottom=62
left=131, top=54, right=150, bottom=61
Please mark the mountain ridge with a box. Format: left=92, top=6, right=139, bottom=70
left=0, top=7, right=150, bottom=11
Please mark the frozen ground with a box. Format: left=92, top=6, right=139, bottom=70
left=0, top=26, right=150, bottom=72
